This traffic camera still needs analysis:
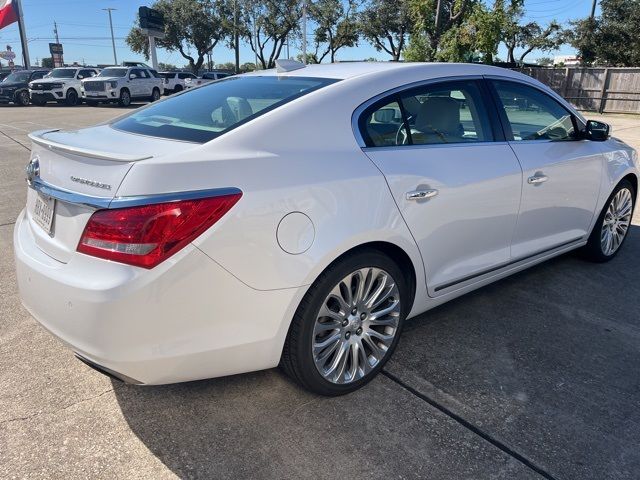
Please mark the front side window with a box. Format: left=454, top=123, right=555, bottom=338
left=492, top=80, right=575, bottom=141
left=361, top=80, right=493, bottom=147
left=112, top=76, right=338, bottom=143
left=31, top=72, right=47, bottom=80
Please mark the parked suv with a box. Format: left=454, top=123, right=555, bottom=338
left=29, top=67, right=100, bottom=106
left=0, top=69, right=49, bottom=106
left=159, top=71, right=197, bottom=94
left=81, top=66, right=162, bottom=107
left=184, top=70, right=233, bottom=89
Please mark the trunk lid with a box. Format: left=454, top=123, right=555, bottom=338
left=26, top=125, right=190, bottom=263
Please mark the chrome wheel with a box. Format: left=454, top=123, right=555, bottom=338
left=601, top=188, right=633, bottom=256
left=312, top=267, right=401, bottom=384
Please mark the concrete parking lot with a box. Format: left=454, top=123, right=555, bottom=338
left=1, top=104, right=639, bottom=480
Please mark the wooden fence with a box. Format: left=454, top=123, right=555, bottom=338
left=519, top=67, right=640, bottom=114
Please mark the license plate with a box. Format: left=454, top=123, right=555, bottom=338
left=33, top=193, right=55, bottom=235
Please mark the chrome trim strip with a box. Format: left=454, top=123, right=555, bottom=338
left=28, top=129, right=153, bottom=162
left=30, top=177, right=242, bottom=210
left=351, top=75, right=484, bottom=148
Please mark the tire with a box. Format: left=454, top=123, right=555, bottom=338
left=118, top=89, right=131, bottom=107
left=281, top=249, right=408, bottom=396
left=582, top=179, right=636, bottom=262
left=174, top=85, right=183, bottom=93
left=150, top=87, right=161, bottom=102
left=65, top=89, right=79, bottom=106
left=16, top=90, right=30, bottom=106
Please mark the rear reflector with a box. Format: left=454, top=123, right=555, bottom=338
left=77, top=193, right=242, bottom=268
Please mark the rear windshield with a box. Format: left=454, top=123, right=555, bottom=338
left=159, top=72, right=175, bottom=79
left=98, top=68, right=127, bottom=78
left=112, top=75, right=338, bottom=143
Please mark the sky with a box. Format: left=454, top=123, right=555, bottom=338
left=0, top=0, right=599, bottom=69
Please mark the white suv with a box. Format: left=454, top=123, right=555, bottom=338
left=29, top=67, right=99, bottom=106
left=159, top=71, right=197, bottom=94
left=184, top=70, right=233, bottom=89
left=81, top=66, right=163, bottom=107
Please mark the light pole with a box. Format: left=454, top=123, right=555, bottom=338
left=302, top=0, right=307, bottom=64
left=103, top=8, right=118, bottom=65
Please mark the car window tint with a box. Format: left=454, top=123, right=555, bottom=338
left=492, top=80, right=575, bottom=141
left=400, top=81, right=492, bottom=145
left=363, top=100, right=404, bottom=147
left=112, top=76, right=338, bottom=143
left=31, top=72, right=46, bottom=80
left=140, top=69, right=151, bottom=79
left=360, top=80, right=492, bottom=147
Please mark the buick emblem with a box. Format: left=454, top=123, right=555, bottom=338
left=25, top=157, right=40, bottom=185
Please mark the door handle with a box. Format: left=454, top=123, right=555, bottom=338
left=406, top=189, right=439, bottom=201
left=527, top=174, right=548, bottom=185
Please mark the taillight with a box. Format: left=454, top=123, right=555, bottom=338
left=77, top=193, right=242, bottom=268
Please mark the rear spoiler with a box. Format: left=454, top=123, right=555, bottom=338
left=28, top=129, right=153, bottom=162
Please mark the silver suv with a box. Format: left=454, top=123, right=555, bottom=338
left=81, top=66, right=163, bottom=107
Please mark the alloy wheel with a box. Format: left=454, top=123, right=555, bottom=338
left=601, top=187, right=633, bottom=256
left=312, top=267, right=401, bottom=384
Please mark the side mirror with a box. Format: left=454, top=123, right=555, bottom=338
left=129, top=73, right=137, bottom=80
left=584, top=120, right=610, bottom=141
left=77, top=75, right=84, bottom=80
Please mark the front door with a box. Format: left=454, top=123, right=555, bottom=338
left=489, top=79, right=603, bottom=258
left=360, top=79, right=523, bottom=295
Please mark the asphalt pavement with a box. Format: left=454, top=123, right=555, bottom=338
left=1, top=103, right=639, bottom=479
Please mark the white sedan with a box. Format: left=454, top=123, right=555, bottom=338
left=14, top=61, right=638, bottom=395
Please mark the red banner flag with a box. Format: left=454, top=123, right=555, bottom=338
left=0, top=0, right=18, bottom=30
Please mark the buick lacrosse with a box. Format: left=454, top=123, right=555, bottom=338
left=14, top=61, right=638, bottom=395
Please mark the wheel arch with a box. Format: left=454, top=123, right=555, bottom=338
left=621, top=172, right=638, bottom=197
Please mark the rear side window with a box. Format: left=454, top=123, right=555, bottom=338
left=361, top=80, right=493, bottom=147
left=491, top=80, right=575, bottom=141
left=112, top=76, right=338, bottom=143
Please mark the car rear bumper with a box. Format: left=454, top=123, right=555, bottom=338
left=14, top=209, right=303, bottom=385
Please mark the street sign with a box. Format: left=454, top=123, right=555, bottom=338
left=49, top=43, right=64, bottom=67
left=48, top=43, right=63, bottom=55
left=139, top=6, right=164, bottom=35
left=0, top=50, right=16, bottom=61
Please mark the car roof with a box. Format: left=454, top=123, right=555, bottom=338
left=244, top=61, right=518, bottom=81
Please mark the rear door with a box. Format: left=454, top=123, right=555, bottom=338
left=359, top=79, right=523, bottom=296
left=488, top=79, right=603, bottom=258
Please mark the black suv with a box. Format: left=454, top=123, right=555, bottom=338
left=0, top=69, right=50, bottom=106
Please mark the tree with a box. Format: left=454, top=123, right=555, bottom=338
left=216, top=62, right=236, bottom=70
left=158, top=62, right=177, bottom=71
left=309, top=0, right=359, bottom=63
left=126, top=0, right=233, bottom=74
left=406, top=0, right=474, bottom=61
left=359, top=0, right=411, bottom=61
left=41, top=57, right=54, bottom=68
left=536, top=56, right=553, bottom=66
left=240, top=62, right=257, bottom=72
left=238, top=0, right=302, bottom=69
left=570, top=0, right=640, bottom=66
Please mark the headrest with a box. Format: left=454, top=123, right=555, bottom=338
left=414, top=97, right=461, bottom=135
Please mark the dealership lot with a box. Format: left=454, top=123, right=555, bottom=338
left=1, top=104, right=640, bottom=479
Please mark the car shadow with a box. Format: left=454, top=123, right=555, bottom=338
left=112, top=225, right=640, bottom=479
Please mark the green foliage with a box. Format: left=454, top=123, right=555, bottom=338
left=359, top=0, right=412, bottom=61
left=238, top=0, right=302, bottom=69
left=157, top=62, right=177, bottom=71
left=309, top=0, right=359, bottom=63
left=536, top=56, right=554, bottom=66
left=125, top=0, right=233, bottom=74
left=570, top=0, right=640, bottom=66
left=41, top=57, right=54, bottom=68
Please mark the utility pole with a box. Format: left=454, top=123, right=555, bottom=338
left=16, top=0, right=31, bottom=68
left=590, top=0, right=597, bottom=19
left=302, top=0, right=307, bottom=64
left=233, top=0, right=240, bottom=73
left=103, top=8, right=118, bottom=65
